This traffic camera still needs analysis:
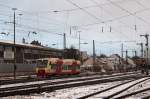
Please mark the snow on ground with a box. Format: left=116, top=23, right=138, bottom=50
left=0, top=80, right=47, bottom=88
left=0, top=75, right=102, bottom=88
left=133, top=90, right=150, bottom=98
left=114, top=79, right=150, bottom=99
left=1, top=72, right=137, bottom=89
left=1, top=80, right=127, bottom=99
left=87, top=77, right=149, bottom=99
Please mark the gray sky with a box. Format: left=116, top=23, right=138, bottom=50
left=0, top=0, right=150, bottom=56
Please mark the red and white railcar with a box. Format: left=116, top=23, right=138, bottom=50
left=36, top=58, right=80, bottom=77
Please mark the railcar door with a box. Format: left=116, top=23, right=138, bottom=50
left=55, top=60, right=63, bottom=75
left=72, top=61, right=77, bottom=74
left=36, top=59, right=48, bottom=77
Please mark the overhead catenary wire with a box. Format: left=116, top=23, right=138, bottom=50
left=90, top=0, right=131, bottom=38
left=107, top=0, right=150, bottom=28
left=1, top=2, right=150, bottom=31
left=0, top=3, right=66, bottom=25
left=1, top=1, right=150, bottom=28
left=0, top=11, right=66, bottom=31
left=76, top=6, right=150, bottom=27
left=34, top=0, right=134, bottom=14
left=66, top=0, right=130, bottom=39
left=66, top=0, right=100, bottom=21
left=0, top=0, right=148, bottom=48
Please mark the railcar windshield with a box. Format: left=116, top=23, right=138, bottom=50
left=37, top=60, right=48, bottom=68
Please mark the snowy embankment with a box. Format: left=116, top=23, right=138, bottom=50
left=2, top=81, right=126, bottom=99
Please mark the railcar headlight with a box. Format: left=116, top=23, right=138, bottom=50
left=36, top=68, right=38, bottom=73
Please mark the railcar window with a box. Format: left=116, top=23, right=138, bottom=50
left=63, top=65, right=68, bottom=70
left=37, top=60, right=48, bottom=67
left=68, top=65, right=72, bottom=70
left=72, top=65, right=76, bottom=70
left=51, top=64, right=57, bottom=69
left=77, top=65, right=80, bottom=69
left=32, top=61, right=36, bottom=64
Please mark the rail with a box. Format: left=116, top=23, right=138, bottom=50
left=78, top=77, right=150, bottom=99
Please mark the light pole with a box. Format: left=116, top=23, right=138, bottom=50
left=78, top=31, right=81, bottom=62
left=12, top=8, right=17, bottom=79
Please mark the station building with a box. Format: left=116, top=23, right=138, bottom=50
left=0, top=41, right=63, bottom=73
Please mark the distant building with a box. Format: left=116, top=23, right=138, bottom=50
left=81, top=51, right=89, bottom=61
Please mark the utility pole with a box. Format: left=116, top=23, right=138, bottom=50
left=137, top=43, right=144, bottom=58
left=63, top=33, right=66, bottom=59
left=121, top=43, right=124, bottom=58
left=119, top=43, right=123, bottom=65
left=12, top=8, right=17, bottom=79
left=133, top=50, right=137, bottom=57
left=78, top=31, right=81, bottom=51
left=78, top=31, right=81, bottom=62
left=137, top=43, right=143, bottom=71
left=140, top=34, right=149, bottom=75
left=125, top=50, right=128, bottom=72
left=93, top=40, right=96, bottom=67
left=63, top=33, right=66, bottom=49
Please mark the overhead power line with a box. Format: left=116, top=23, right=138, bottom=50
left=77, top=6, right=150, bottom=27
left=66, top=0, right=100, bottom=21
left=66, top=0, right=132, bottom=39
left=107, top=0, right=150, bottom=27
left=37, top=0, right=133, bottom=14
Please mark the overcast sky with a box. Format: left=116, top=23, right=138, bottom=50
left=0, top=0, right=150, bottom=56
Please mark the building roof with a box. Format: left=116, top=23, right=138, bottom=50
left=0, top=40, right=63, bottom=52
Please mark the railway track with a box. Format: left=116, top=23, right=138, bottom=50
left=0, top=71, right=140, bottom=85
left=0, top=73, right=145, bottom=97
left=113, top=86, right=150, bottom=99
left=78, top=77, right=150, bottom=99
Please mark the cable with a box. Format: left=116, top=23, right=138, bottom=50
left=0, top=3, right=66, bottom=25
left=0, top=11, right=65, bottom=27
left=0, top=0, right=144, bottom=45
left=77, top=7, right=150, bottom=27
left=107, top=0, right=150, bottom=28
left=65, top=0, right=125, bottom=39
left=37, top=0, right=133, bottom=14
left=1, top=1, right=150, bottom=31
left=66, top=0, right=101, bottom=21
left=90, top=0, right=132, bottom=39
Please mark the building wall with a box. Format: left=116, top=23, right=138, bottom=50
left=0, top=45, right=63, bottom=64
left=0, top=63, right=36, bottom=73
